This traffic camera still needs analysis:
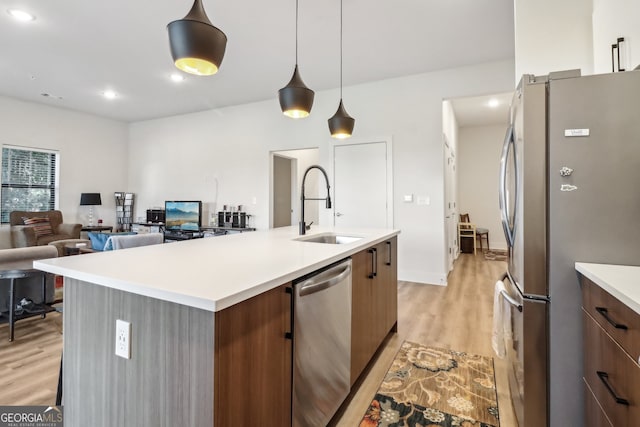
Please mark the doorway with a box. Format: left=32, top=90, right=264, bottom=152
left=270, top=148, right=320, bottom=229
left=273, top=155, right=294, bottom=227
left=445, top=92, right=513, bottom=253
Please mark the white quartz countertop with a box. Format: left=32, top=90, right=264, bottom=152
left=35, top=226, right=399, bottom=312
left=575, top=262, right=640, bottom=315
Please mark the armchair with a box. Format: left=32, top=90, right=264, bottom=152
left=10, top=210, right=82, bottom=248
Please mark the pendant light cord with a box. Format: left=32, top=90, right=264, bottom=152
left=340, top=0, right=343, bottom=100
left=295, top=0, right=299, bottom=65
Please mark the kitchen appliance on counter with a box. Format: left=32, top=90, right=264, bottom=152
left=217, top=205, right=247, bottom=228
left=146, top=209, right=165, bottom=223
left=292, top=258, right=351, bottom=427
left=498, top=69, right=640, bottom=426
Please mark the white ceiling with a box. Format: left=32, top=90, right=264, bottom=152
left=0, top=0, right=514, bottom=123
left=450, top=91, right=513, bottom=128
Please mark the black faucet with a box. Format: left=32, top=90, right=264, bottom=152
left=300, top=165, right=332, bottom=235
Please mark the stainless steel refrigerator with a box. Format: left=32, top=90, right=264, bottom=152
left=498, top=69, right=640, bottom=426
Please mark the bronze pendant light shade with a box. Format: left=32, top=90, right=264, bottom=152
left=328, top=99, right=355, bottom=139
left=167, top=0, right=227, bottom=76
left=279, top=65, right=315, bottom=118
left=279, top=0, right=314, bottom=118
left=328, top=0, right=354, bottom=138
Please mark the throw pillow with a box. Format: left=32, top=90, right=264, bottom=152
left=22, top=217, right=54, bottom=238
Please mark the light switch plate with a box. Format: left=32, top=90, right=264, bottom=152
left=403, top=194, right=413, bottom=203
left=115, top=319, right=131, bottom=359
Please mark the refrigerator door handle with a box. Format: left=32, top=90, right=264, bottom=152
left=500, top=288, right=523, bottom=312
left=499, top=125, right=517, bottom=248
left=500, top=272, right=523, bottom=312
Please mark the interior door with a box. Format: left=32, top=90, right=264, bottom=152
left=333, top=141, right=391, bottom=228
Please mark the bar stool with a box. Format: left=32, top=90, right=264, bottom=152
left=0, top=269, right=47, bottom=341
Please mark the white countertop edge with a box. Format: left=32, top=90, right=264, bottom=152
left=35, top=229, right=400, bottom=312
left=575, top=262, right=640, bottom=315
left=33, top=261, right=218, bottom=312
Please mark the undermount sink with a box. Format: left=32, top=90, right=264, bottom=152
left=294, top=233, right=363, bottom=244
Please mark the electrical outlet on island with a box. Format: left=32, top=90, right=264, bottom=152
left=115, top=319, right=131, bottom=359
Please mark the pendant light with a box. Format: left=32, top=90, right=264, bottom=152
left=328, top=0, right=355, bottom=139
left=167, top=0, right=227, bottom=76
left=278, top=0, right=314, bottom=118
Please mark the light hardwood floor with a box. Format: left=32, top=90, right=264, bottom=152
left=334, top=252, right=516, bottom=426
left=0, top=252, right=515, bottom=426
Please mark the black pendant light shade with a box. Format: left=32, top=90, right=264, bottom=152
left=279, top=0, right=314, bottom=118
left=279, top=65, right=315, bottom=118
left=167, top=0, right=227, bottom=76
left=328, top=0, right=354, bottom=138
left=328, top=99, right=355, bottom=139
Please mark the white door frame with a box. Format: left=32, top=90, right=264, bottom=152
left=329, top=136, right=394, bottom=228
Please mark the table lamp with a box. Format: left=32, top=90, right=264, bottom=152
left=80, top=193, right=102, bottom=226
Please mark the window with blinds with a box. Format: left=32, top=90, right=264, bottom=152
left=1, top=146, right=59, bottom=223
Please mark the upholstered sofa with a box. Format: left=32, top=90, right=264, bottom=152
left=0, top=245, right=58, bottom=313
left=10, top=210, right=82, bottom=248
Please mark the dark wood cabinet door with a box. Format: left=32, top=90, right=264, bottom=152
left=583, top=310, right=640, bottom=427
left=214, top=283, right=293, bottom=427
left=350, top=248, right=376, bottom=385
left=378, top=237, right=398, bottom=337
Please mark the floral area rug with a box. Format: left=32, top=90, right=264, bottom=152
left=483, top=250, right=508, bottom=262
left=359, top=341, right=500, bottom=427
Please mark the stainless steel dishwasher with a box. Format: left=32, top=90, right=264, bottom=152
left=292, top=258, right=352, bottom=427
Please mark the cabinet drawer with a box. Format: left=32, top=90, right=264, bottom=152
left=582, top=276, right=640, bottom=363
left=583, top=310, right=640, bottom=426
left=584, top=379, right=613, bottom=427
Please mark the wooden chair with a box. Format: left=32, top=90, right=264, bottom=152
left=458, top=213, right=489, bottom=255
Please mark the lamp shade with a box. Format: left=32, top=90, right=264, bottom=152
left=328, top=100, right=355, bottom=139
left=80, top=193, right=102, bottom=206
left=279, top=65, right=315, bottom=118
left=167, top=0, right=227, bottom=76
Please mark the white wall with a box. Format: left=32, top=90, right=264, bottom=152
left=458, top=124, right=508, bottom=251
left=0, top=96, right=129, bottom=248
left=515, top=0, right=594, bottom=80
left=128, top=59, right=514, bottom=285
left=593, top=0, right=640, bottom=73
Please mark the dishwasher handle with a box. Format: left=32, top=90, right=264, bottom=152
left=298, top=263, right=351, bottom=297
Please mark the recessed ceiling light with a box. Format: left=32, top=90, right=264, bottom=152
left=103, top=90, right=117, bottom=100
left=487, top=98, right=500, bottom=108
left=170, top=73, right=185, bottom=82
left=7, top=9, right=35, bottom=22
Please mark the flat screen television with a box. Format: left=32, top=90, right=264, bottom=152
left=165, top=201, right=202, bottom=231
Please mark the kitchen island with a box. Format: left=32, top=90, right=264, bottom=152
left=35, top=226, right=399, bottom=427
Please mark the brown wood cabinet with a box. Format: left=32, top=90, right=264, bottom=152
left=581, top=276, right=640, bottom=427
left=214, top=237, right=399, bottom=424
left=214, top=283, right=293, bottom=427
left=351, top=237, right=398, bottom=385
